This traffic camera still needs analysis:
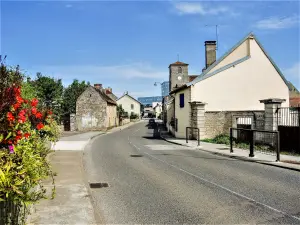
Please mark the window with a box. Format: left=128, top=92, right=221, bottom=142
left=178, top=67, right=182, bottom=73
left=131, top=104, right=134, bottom=110
left=179, top=94, right=184, bottom=108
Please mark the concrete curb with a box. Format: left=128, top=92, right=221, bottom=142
left=160, top=134, right=300, bottom=172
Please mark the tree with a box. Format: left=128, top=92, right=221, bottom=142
left=62, top=79, right=89, bottom=115
left=31, top=72, right=64, bottom=121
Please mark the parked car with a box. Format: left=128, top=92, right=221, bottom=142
left=149, top=118, right=155, bottom=124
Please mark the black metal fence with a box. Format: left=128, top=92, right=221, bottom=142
left=230, top=128, right=280, bottom=161
left=276, top=107, right=300, bottom=155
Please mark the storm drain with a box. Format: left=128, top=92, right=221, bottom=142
left=89, top=182, right=109, bottom=188
left=130, top=154, right=143, bottom=157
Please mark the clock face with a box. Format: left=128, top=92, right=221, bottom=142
left=177, top=76, right=182, bottom=81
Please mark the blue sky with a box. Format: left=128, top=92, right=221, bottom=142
left=1, top=0, right=299, bottom=98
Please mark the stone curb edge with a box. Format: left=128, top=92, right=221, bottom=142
left=160, top=134, right=300, bottom=173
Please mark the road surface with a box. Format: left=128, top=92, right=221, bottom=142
left=84, top=121, right=300, bottom=224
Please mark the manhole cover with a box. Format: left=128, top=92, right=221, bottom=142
left=130, top=154, right=143, bottom=157
left=89, top=182, right=109, bottom=188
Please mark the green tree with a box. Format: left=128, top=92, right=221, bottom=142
left=31, top=72, right=64, bottom=120
left=62, top=79, right=89, bottom=115
left=21, top=77, right=38, bottom=100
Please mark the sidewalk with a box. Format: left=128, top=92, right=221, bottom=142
left=28, top=151, right=98, bottom=224
left=28, top=120, right=143, bottom=224
left=160, top=132, right=300, bottom=172
left=51, top=131, right=104, bottom=151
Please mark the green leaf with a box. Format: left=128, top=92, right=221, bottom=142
left=5, top=132, right=12, bottom=140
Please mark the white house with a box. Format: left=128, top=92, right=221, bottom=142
left=117, top=92, right=141, bottom=118
left=168, top=33, right=290, bottom=138
left=153, top=102, right=162, bottom=118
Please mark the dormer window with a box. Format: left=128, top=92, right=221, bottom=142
left=178, top=67, right=182, bottom=73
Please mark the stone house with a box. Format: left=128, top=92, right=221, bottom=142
left=76, top=84, right=118, bottom=131
left=166, top=33, right=291, bottom=139
left=116, top=92, right=141, bottom=118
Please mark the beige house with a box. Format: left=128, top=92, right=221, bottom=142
left=117, top=92, right=141, bottom=118
left=167, top=33, right=290, bottom=138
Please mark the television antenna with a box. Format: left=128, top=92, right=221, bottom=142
left=205, top=24, right=219, bottom=50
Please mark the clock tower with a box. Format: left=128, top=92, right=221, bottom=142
left=168, top=61, right=189, bottom=91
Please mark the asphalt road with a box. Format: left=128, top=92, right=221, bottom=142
left=84, top=121, right=300, bottom=224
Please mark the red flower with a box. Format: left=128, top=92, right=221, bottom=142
left=7, top=112, right=15, bottom=122
left=16, top=95, right=23, bottom=104
left=8, top=140, right=12, bottom=145
left=35, top=112, right=43, bottom=119
left=13, top=87, right=21, bottom=96
left=31, top=107, right=37, bottom=115
left=24, top=133, right=30, bottom=139
left=24, top=99, right=28, bottom=104
left=48, top=110, right=53, bottom=115
left=15, top=135, right=22, bottom=141
left=17, top=130, right=22, bottom=135
left=31, top=98, right=38, bottom=107
left=13, top=103, right=21, bottom=111
left=36, top=123, right=44, bottom=130
left=18, top=110, right=27, bottom=123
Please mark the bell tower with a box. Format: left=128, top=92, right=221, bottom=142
left=168, top=61, right=189, bottom=91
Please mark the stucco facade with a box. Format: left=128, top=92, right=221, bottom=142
left=173, top=87, right=191, bottom=138
left=117, top=94, right=141, bottom=118
left=191, top=36, right=289, bottom=111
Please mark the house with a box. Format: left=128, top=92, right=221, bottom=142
left=76, top=84, right=118, bottom=131
left=117, top=92, right=141, bottom=118
left=153, top=102, right=162, bottom=118
left=167, top=33, right=290, bottom=138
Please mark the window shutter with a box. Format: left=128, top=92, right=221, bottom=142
left=180, top=94, right=184, bottom=108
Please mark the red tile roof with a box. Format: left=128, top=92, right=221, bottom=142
left=169, top=61, right=189, bottom=66
left=290, top=96, right=300, bottom=107
left=189, top=75, right=198, bottom=82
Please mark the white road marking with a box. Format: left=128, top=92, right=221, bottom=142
left=127, top=136, right=300, bottom=222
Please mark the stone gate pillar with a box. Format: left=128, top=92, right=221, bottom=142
left=259, top=98, right=286, bottom=131
left=190, top=101, right=206, bottom=139
left=70, top=113, right=76, bottom=131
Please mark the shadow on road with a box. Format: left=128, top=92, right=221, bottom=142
left=130, top=154, right=143, bottom=157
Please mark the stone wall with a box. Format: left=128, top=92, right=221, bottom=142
left=76, top=87, right=107, bottom=131
left=204, top=111, right=265, bottom=139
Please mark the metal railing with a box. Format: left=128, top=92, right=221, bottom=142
left=230, top=128, right=280, bottom=161
left=186, top=127, right=200, bottom=146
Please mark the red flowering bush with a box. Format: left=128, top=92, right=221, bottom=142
left=0, top=61, right=59, bottom=224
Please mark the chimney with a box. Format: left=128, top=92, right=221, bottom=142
left=205, top=41, right=216, bottom=69
left=94, top=84, right=102, bottom=90
left=107, top=87, right=112, bottom=93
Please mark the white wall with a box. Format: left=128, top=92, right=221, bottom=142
left=191, top=38, right=289, bottom=111
left=174, top=88, right=191, bottom=138
left=117, top=95, right=141, bottom=117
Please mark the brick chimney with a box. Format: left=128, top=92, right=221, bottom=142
left=205, top=41, right=216, bottom=69
left=107, top=87, right=112, bottom=93
left=94, top=84, right=102, bottom=90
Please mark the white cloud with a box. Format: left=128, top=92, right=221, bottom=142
left=65, top=4, right=73, bottom=8
left=173, top=2, right=229, bottom=16
left=284, top=62, right=300, bottom=79
left=254, top=15, right=299, bottom=29
left=28, top=62, right=166, bottom=83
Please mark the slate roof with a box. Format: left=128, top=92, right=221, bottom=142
left=93, top=87, right=117, bottom=105
left=117, top=93, right=142, bottom=105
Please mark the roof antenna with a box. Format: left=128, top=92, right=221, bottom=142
left=205, top=24, right=219, bottom=51
left=177, top=54, right=179, bottom=62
